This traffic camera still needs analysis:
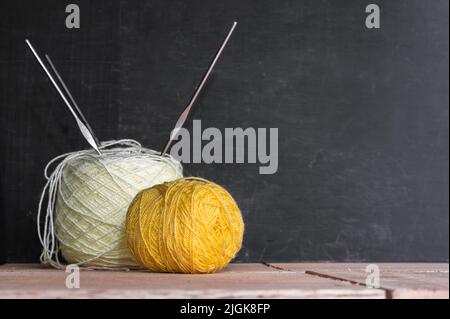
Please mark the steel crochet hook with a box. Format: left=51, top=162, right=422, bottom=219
left=160, top=21, right=237, bottom=156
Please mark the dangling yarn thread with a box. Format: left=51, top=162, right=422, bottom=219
left=37, top=139, right=183, bottom=269
left=126, top=177, right=244, bottom=274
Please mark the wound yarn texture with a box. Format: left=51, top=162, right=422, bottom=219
left=126, top=177, right=244, bottom=274
left=37, top=139, right=183, bottom=269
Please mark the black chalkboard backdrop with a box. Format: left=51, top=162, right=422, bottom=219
left=0, top=0, right=448, bottom=263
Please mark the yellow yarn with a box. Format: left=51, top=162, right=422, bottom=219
left=126, top=177, right=244, bottom=273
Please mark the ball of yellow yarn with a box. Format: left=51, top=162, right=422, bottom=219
left=126, top=177, right=244, bottom=273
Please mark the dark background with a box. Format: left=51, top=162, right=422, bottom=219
left=0, top=0, right=448, bottom=263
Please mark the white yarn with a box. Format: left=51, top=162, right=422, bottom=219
left=37, top=139, right=183, bottom=269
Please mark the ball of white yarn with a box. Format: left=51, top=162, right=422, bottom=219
left=38, top=140, right=183, bottom=269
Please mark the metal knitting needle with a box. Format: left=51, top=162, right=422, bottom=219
left=25, top=39, right=101, bottom=155
left=45, top=54, right=101, bottom=148
left=160, top=21, right=237, bottom=156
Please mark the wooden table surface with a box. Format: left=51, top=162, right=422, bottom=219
left=0, top=263, right=448, bottom=299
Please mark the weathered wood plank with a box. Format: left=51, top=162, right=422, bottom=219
left=272, top=263, right=449, bottom=299
left=0, top=263, right=384, bottom=299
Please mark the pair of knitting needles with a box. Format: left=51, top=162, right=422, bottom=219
left=26, top=21, right=237, bottom=157
left=25, top=39, right=102, bottom=155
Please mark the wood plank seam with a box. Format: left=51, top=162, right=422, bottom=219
left=304, top=270, right=368, bottom=288
left=261, top=263, right=294, bottom=272
left=269, top=264, right=392, bottom=299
